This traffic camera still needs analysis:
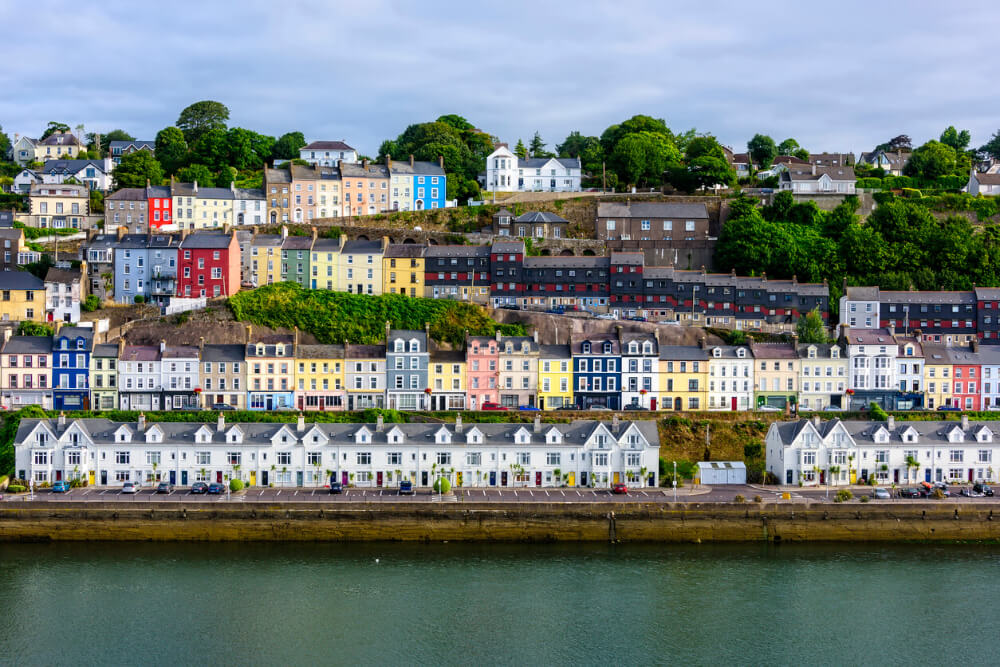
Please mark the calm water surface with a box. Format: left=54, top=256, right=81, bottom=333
left=1, top=541, right=998, bottom=666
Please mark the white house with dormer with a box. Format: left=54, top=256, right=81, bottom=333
left=707, top=345, right=754, bottom=411
left=483, top=144, right=582, bottom=193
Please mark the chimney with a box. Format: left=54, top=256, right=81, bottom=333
left=58, top=411, right=66, bottom=429
left=654, top=329, right=660, bottom=344
left=311, top=226, right=318, bottom=242
left=887, top=415, right=895, bottom=430
left=534, top=415, right=541, bottom=433
left=117, top=337, right=125, bottom=357
left=137, top=412, right=146, bottom=431
left=217, top=412, right=225, bottom=432
left=455, top=413, right=463, bottom=433
left=199, top=336, right=205, bottom=355
left=495, top=329, right=502, bottom=342
left=245, top=325, right=252, bottom=344
left=424, top=321, right=430, bottom=338
left=193, top=180, right=199, bottom=194
left=160, top=339, right=166, bottom=354
left=887, top=324, right=895, bottom=336
left=812, top=414, right=820, bottom=428
left=181, top=227, right=190, bottom=241
left=962, top=414, right=969, bottom=430
left=385, top=154, right=391, bottom=167
left=293, top=326, right=299, bottom=355
left=533, top=329, right=538, bottom=343
left=3, top=328, right=11, bottom=345
left=53, top=320, right=62, bottom=338
left=297, top=412, right=305, bottom=432
left=971, top=338, right=980, bottom=353
left=376, top=413, right=384, bottom=432
left=362, top=158, right=369, bottom=169
left=339, top=233, right=347, bottom=251
left=409, top=154, right=414, bottom=167
left=281, top=226, right=288, bottom=240
left=439, top=155, right=444, bottom=170
left=612, top=414, right=620, bottom=435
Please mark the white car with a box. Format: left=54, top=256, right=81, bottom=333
left=121, top=482, right=138, bottom=494
left=823, top=406, right=844, bottom=412
left=757, top=405, right=781, bottom=412
left=596, top=314, right=617, bottom=320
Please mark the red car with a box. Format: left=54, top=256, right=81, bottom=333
left=481, top=402, right=509, bottom=411
left=612, top=483, right=628, bottom=494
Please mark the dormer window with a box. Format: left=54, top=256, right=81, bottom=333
left=582, top=342, right=591, bottom=354
left=603, top=342, right=612, bottom=354
left=521, top=343, right=529, bottom=353
left=642, top=343, right=652, bottom=354
left=506, top=344, right=513, bottom=354
left=737, top=349, right=746, bottom=358
left=256, top=345, right=264, bottom=355
left=808, top=348, right=816, bottom=358
left=409, top=340, right=419, bottom=353
left=629, top=343, right=638, bottom=354
left=394, top=341, right=403, bottom=353
left=713, top=348, right=721, bottom=358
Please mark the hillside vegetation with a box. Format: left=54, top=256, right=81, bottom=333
left=228, top=283, right=525, bottom=347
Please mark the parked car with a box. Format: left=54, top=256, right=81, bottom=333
left=207, top=482, right=225, bottom=495
left=191, top=482, right=209, bottom=494
left=757, top=405, right=781, bottom=412
left=872, top=488, right=891, bottom=500
left=936, top=406, right=961, bottom=412
left=960, top=487, right=984, bottom=498
left=156, top=482, right=173, bottom=494
left=612, top=483, right=628, bottom=495
left=623, top=403, right=648, bottom=411
left=398, top=480, right=415, bottom=495
left=596, top=313, right=617, bottom=320
left=518, top=405, right=540, bottom=411
left=588, top=405, right=611, bottom=411
left=501, top=305, right=521, bottom=311
left=545, top=306, right=566, bottom=315
left=823, top=406, right=844, bottom=412
left=481, top=402, right=508, bottom=411
left=51, top=480, right=71, bottom=493
left=121, top=482, right=138, bottom=494
left=211, top=403, right=236, bottom=411
left=627, top=316, right=647, bottom=322
left=898, top=488, right=921, bottom=499
left=973, top=483, right=994, bottom=496
left=329, top=481, right=343, bottom=494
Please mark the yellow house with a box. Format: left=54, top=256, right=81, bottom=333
left=923, top=343, right=954, bottom=410
left=428, top=349, right=466, bottom=410
left=383, top=244, right=425, bottom=297
left=171, top=181, right=235, bottom=230
left=295, top=342, right=346, bottom=411
left=658, top=345, right=709, bottom=411
left=249, top=229, right=285, bottom=287
left=27, top=183, right=90, bottom=229
left=538, top=343, right=573, bottom=410
left=310, top=236, right=343, bottom=290
left=751, top=342, right=800, bottom=410
left=35, top=131, right=83, bottom=161
left=0, top=273, right=45, bottom=322
left=339, top=237, right=386, bottom=296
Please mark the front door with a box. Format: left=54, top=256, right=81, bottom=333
left=731, top=397, right=737, bottom=411
left=568, top=472, right=575, bottom=487
left=820, top=471, right=825, bottom=484
left=421, top=471, right=429, bottom=486
left=925, top=468, right=931, bottom=483
left=786, top=470, right=793, bottom=484
left=535, top=471, right=542, bottom=487
left=182, top=470, right=188, bottom=485
left=169, top=470, right=176, bottom=485
left=101, top=470, right=107, bottom=485
left=581, top=471, right=588, bottom=487
left=55, top=470, right=62, bottom=481
left=489, top=471, right=496, bottom=486
left=376, top=471, right=383, bottom=487
left=88, top=471, right=95, bottom=486
left=250, top=471, right=256, bottom=487
left=501, top=471, right=508, bottom=487
left=650, top=398, right=657, bottom=411
left=296, top=471, right=303, bottom=487
left=894, top=469, right=899, bottom=484
left=970, top=468, right=975, bottom=482
left=342, top=471, right=348, bottom=486
left=216, top=471, right=223, bottom=483
left=539, top=397, right=544, bottom=410
left=675, top=397, right=682, bottom=411
left=613, top=472, right=621, bottom=484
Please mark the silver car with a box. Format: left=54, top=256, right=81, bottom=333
left=121, top=482, right=138, bottom=494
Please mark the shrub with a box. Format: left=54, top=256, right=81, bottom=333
left=753, top=495, right=762, bottom=503
left=432, top=477, right=451, bottom=493
left=743, top=441, right=763, bottom=459
left=835, top=489, right=853, bottom=503
left=856, top=177, right=882, bottom=189
left=7, top=484, right=26, bottom=493
left=859, top=495, right=870, bottom=503
left=133, top=295, right=145, bottom=304
left=869, top=402, right=889, bottom=421
left=733, top=494, right=746, bottom=503
left=932, top=488, right=945, bottom=500
left=229, top=479, right=244, bottom=492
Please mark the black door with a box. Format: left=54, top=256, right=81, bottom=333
left=421, top=471, right=429, bottom=486
left=262, top=470, right=269, bottom=486
left=101, top=470, right=107, bottom=485
left=786, top=470, right=793, bottom=484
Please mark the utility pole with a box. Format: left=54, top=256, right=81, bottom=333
left=602, top=162, right=606, bottom=193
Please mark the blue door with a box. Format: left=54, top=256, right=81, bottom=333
left=181, top=470, right=188, bottom=485
left=169, top=470, right=176, bottom=485
left=296, top=471, right=303, bottom=487
left=311, top=279, right=316, bottom=289
left=925, top=468, right=932, bottom=482
left=489, top=471, right=496, bottom=486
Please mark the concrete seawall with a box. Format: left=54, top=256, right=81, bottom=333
left=4, top=502, right=1000, bottom=542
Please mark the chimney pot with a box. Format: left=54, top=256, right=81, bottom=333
left=297, top=412, right=305, bottom=432
left=534, top=415, right=541, bottom=433
left=455, top=414, right=463, bottom=433
left=812, top=414, right=820, bottom=428
left=137, top=412, right=146, bottom=431
left=887, top=415, right=895, bottom=430
left=376, top=414, right=384, bottom=432
left=217, top=412, right=225, bottom=432
left=962, top=414, right=969, bottom=430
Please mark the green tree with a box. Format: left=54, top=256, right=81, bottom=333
left=611, top=131, right=679, bottom=187
left=224, top=127, right=273, bottom=171
left=17, top=321, right=53, bottom=336
left=875, top=134, right=912, bottom=152
left=176, top=100, right=230, bottom=144
left=904, top=140, right=958, bottom=180
left=796, top=307, right=828, bottom=343
left=529, top=131, right=551, bottom=158
left=939, top=126, right=971, bottom=152
left=777, top=138, right=801, bottom=155
left=41, top=122, right=70, bottom=140
left=600, top=115, right=672, bottom=153
left=90, top=129, right=135, bottom=157
left=514, top=139, right=527, bottom=159
left=216, top=166, right=237, bottom=187
left=0, top=125, right=12, bottom=158
left=747, top=134, right=778, bottom=168
left=792, top=147, right=810, bottom=161
left=112, top=150, right=164, bottom=190
left=666, top=135, right=736, bottom=192
left=980, top=130, right=1000, bottom=161
left=272, top=131, right=306, bottom=161
left=176, top=164, right=215, bottom=187
left=190, top=128, right=228, bottom=172
left=154, top=126, right=188, bottom=175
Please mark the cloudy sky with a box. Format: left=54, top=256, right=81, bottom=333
left=2, top=0, right=998, bottom=156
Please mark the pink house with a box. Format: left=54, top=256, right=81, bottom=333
left=466, top=334, right=499, bottom=409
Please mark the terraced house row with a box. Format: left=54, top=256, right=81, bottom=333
left=6, top=322, right=1000, bottom=415
left=13, top=414, right=660, bottom=490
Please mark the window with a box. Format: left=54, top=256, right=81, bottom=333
left=357, top=452, right=372, bottom=465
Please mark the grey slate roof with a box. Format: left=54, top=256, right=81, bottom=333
left=180, top=232, right=233, bottom=249
left=346, top=344, right=386, bottom=359
left=707, top=345, right=751, bottom=359
left=383, top=244, right=426, bottom=258
left=340, top=163, right=389, bottom=178
left=0, top=210, right=13, bottom=227
left=597, top=202, right=709, bottom=219
left=425, top=245, right=490, bottom=258
left=341, top=240, right=383, bottom=254
left=388, top=160, right=445, bottom=176
left=539, top=343, right=571, bottom=358
left=107, top=188, right=146, bottom=201
left=1, top=335, right=53, bottom=355
left=37, top=159, right=109, bottom=175
left=523, top=256, right=608, bottom=269
left=281, top=236, right=313, bottom=250
left=302, top=141, right=354, bottom=151
left=200, top=344, right=245, bottom=362
left=296, top=344, right=346, bottom=359
left=120, top=345, right=161, bottom=362
left=0, top=272, right=44, bottom=290
left=251, top=234, right=283, bottom=248
left=520, top=157, right=580, bottom=169
left=162, top=345, right=199, bottom=359
left=93, top=343, right=119, bottom=357
left=513, top=211, right=568, bottom=224
left=570, top=336, right=620, bottom=355
left=659, top=345, right=709, bottom=361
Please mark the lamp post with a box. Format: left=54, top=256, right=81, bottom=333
left=673, top=460, right=677, bottom=503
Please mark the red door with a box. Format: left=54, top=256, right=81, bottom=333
left=536, top=471, right=542, bottom=486
left=731, top=397, right=737, bottom=411
left=377, top=471, right=383, bottom=487
left=651, top=398, right=657, bottom=410
left=970, top=469, right=975, bottom=482
left=216, top=471, right=223, bottom=483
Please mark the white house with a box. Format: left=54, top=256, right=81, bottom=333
left=965, top=169, right=1000, bottom=196
left=13, top=414, right=661, bottom=490
left=839, top=286, right=882, bottom=329
left=299, top=141, right=357, bottom=166
left=707, top=345, right=753, bottom=411
left=779, top=165, right=856, bottom=194
left=10, top=135, right=38, bottom=166
left=44, top=267, right=84, bottom=323
left=620, top=333, right=659, bottom=409
left=980, top=347, right=1000, bottom=410
left=843, top=328, right=899, bottom=411
left=796, top=343, right=847, bottom=411
left=14, top=159, right=115, bottom=193
left=483, top=144, right=582, bottom=193
left=767, top=415, right=1000, bottom=487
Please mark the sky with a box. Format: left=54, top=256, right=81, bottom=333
left=2, top=0, right=999, bottom=157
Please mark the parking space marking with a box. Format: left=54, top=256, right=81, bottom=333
left=560, top=490, right=565, bottom=496
left=294, top=490, right=299, bottom=496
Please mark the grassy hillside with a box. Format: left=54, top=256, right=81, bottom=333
left=228, top=283, right=525, bottom=347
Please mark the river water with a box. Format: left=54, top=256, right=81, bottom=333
left=1, top=541, right=998, bottom=666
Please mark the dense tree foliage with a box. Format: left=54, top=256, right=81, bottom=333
left=228, top=283, right=525, bottom=348
left=796, top=308, right=828, bottom=343
left=176, top=163, right=215, bottom=187
left=176, top=100, right=230, bottom=144
left=0, top=125, right=9, bottom=158
left=747, top=134, right=778, bottom=168
left=40, top=122, right=70, bottom=140
left=875, top=135, right=912, bottom=152
left=154, top=126, right=188, bottom=175
left=529, top=131, right=553, bottom=158
left=717, top=191, right=1000, bottom=311
left=666, top=135, right=736, bottom=192
left=904, top=139, right=970, bottom=180
left=980, top=130, right=1000, bottom=161
left=939, top=126, right=971, bottom=152
left=112, top=150, right=164, bottom=189
left=272, top=131, right=306, bottom=160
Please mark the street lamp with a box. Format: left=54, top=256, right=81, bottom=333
left=673, top=460, right=677, bottom=503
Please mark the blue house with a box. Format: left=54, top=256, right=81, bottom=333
left=52, top=325, right=94, bottom=410
left=571, top=335, right=621, bottom=410
left=389, top=157, right=447, bottom=211
left=112, top=234, right=180, bottom=305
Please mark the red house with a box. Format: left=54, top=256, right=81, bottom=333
left=951, top=342, right=982, bottom=411
left=177, top=231, right=240, bottom=299
left=146, top=185, right=173, bottom=230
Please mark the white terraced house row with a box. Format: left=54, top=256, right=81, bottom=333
left=14, top=414, right=660, bottom=490
left=767, top=415, right=1000, bottom=487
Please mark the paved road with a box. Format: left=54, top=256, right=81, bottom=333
left=7, top=484, right=999, bottom=504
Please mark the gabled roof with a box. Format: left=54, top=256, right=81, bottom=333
left=302, top=141, right=355, bottom=151
left=0, top=272, right=44, bottom=290
left=597, top=202, right=709, bottom=219
left=513, top=211, right=568, bottom=224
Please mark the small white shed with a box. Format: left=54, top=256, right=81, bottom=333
left=697, top=461, right=747, bottom=485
